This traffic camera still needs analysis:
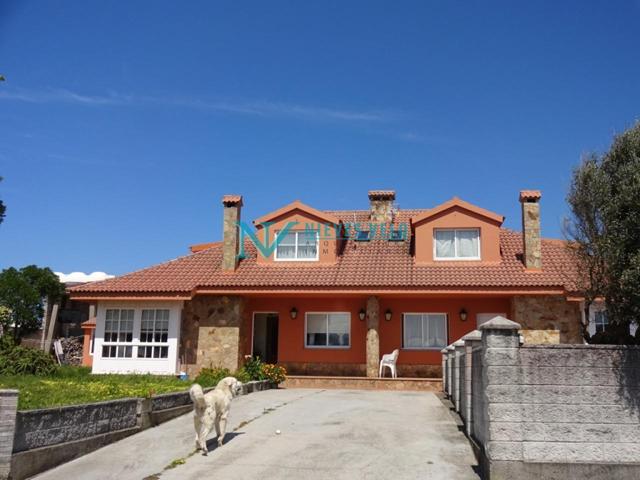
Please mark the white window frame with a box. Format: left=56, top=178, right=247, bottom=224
left=89, top=329, right=95, bottom=356
left=102, top=309, right=135, bottom=359
left=274, top=230, right=320, bottom=261
left=402, top=312, right=448, bottom=350
left=304, top=312, right=351, bottom=349
left=93, top=301, right=182, bottom=375
left=433, top=228, right=481, bottom=261
left=137, top=309, right=171, bottom=359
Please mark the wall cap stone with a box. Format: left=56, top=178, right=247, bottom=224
left=461, top=330, right=482, bottom=342
left=0, top=389, right=19, bottom=397
left=479, top=316, right=521, bottom=331
left=522, top=344, right=640, bottom=350
left=446, top=345, right=455, bottom=351
left=440, top=348, right=448, bottom=353
left=453, top=339, right=465, bottom=347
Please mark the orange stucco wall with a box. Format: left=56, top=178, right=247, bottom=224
left=81, top=326, right=94, bottom=367
left=244, top=295, right=511, bottom=366
left=255, top=210, right=340, bottom=264
left=245, top=296, right=367, bottom=364
left=413, top=206, right=502, bottom=263
left=378, top=296, right=511, bottom=365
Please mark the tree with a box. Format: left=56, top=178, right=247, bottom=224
left=565, top=154, right=609, bottom=341
left=566, top=121, right=640, bottom=342
left=0, top=176, right=5, bottom=224
left=0, top=266, right=65, bottom=340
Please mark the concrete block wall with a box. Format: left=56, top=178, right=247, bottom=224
left=0, top=390, right=18, bottom=480
left=13, top=398, right=139, bottom=453
left=442, top=316, right=640, bottom=479
left=3, top=380, right=276, bottom=480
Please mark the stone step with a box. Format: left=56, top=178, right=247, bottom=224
left=281, top=375, right=442, bottom=391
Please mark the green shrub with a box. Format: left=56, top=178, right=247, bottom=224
left=194, top=366, right=232, bottom=388
left=0, top=340, right=58, bottom=376
left=242, top=356, right=266, bottom=381
left=233, top=368, right=251, bottom=384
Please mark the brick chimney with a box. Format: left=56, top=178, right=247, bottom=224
left=368, top=190, right=396, bottom=223
left=222, top=195, right=243, bottom=271
left=519, top=190, right=542, bottom=270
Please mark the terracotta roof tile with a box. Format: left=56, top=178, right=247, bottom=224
left=519, top=190, right=542, bottom=202
left=222, top=195, right=243, bottom=205
left=70, top=207, right=579, bottom=296
left=368, top=190, right=396, bottom=199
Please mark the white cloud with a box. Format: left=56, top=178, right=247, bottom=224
left=55, top=271, right=115, bottom=283
left=0, top=88, right=391, bottom=123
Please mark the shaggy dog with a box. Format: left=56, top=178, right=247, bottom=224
left=189, top=377, right=243, bottom=453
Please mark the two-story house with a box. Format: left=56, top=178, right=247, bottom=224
left=70, top=190, right=584, bottom=377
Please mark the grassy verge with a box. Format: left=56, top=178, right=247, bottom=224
left=0, top=366, right=223, bottom=410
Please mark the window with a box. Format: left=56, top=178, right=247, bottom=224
left=102, top=309, right=134, bottom=358
left=434, top=229, right=480, bottom=260
left=403, top=313, right=447, bottom=349
left=305, top=313, right=350, bottom=348
left=275, top=230, right=319, bottom=260
left=138, top=309, right=169, bottom=359
left=89, top=329, right=95, bottom=356
left=389, top=229, right=404, bottom=241
left=355, top=230, right=370, bottom=242
left=594, top=311, right=608, bottom=334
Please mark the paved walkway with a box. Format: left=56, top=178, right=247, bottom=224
left=35, top=389, right=479, bottom=480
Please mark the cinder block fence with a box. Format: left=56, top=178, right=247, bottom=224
left=443, top=316, right=640, bottom=480
left=0, top=380, right=274, bottom=480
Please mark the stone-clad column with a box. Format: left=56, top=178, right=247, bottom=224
left=0, top=390, right=18, bottom=480
left=461, top=329, right=481, bottom=437
left=365, top=296, right=380, bottom=378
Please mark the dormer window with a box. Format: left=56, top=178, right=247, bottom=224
left=434, top=228, right=480, bottom=260
left=275, top=230, right=319, bottom=261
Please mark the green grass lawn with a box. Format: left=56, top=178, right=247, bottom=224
left=0, top=366, right=199, bottom=410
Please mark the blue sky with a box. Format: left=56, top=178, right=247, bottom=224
left=0, top=1, right=639, bottom=275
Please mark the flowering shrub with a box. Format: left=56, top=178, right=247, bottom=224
left=261, top=363, right=286, bottom=384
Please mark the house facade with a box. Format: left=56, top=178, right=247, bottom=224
left=70, top=190, right=585, bottom=377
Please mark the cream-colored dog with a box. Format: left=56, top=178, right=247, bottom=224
left=189, top=377, right=243, bottom=454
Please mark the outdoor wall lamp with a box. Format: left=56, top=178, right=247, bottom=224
left=384, top=309, right=393, bottom=321
left=359, top=308, right=366, bottom=321
left=459, top=308, right=468, bottom=322
left=290, top=307, right=298, bottom=319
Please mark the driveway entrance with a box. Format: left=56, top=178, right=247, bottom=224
left=35, top=389, right=479, bottom=480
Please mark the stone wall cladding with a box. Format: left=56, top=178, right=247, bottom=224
left=365, top=296, right=381, bottom=378
left=511, top=295, right=582, bottom=344
left=12, top=398, right=138, bottom=453
left=521, top=200, right=541, bottom=269
left=181, top=295, right=246, bottom=375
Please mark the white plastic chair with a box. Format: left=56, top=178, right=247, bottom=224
left=379, top=349, right=399, bottom=378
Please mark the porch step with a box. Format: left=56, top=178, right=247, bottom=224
left=281, top=375, right=442, bottom=391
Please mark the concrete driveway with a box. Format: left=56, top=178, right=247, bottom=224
left=35, top=389, right=479, bottom=480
